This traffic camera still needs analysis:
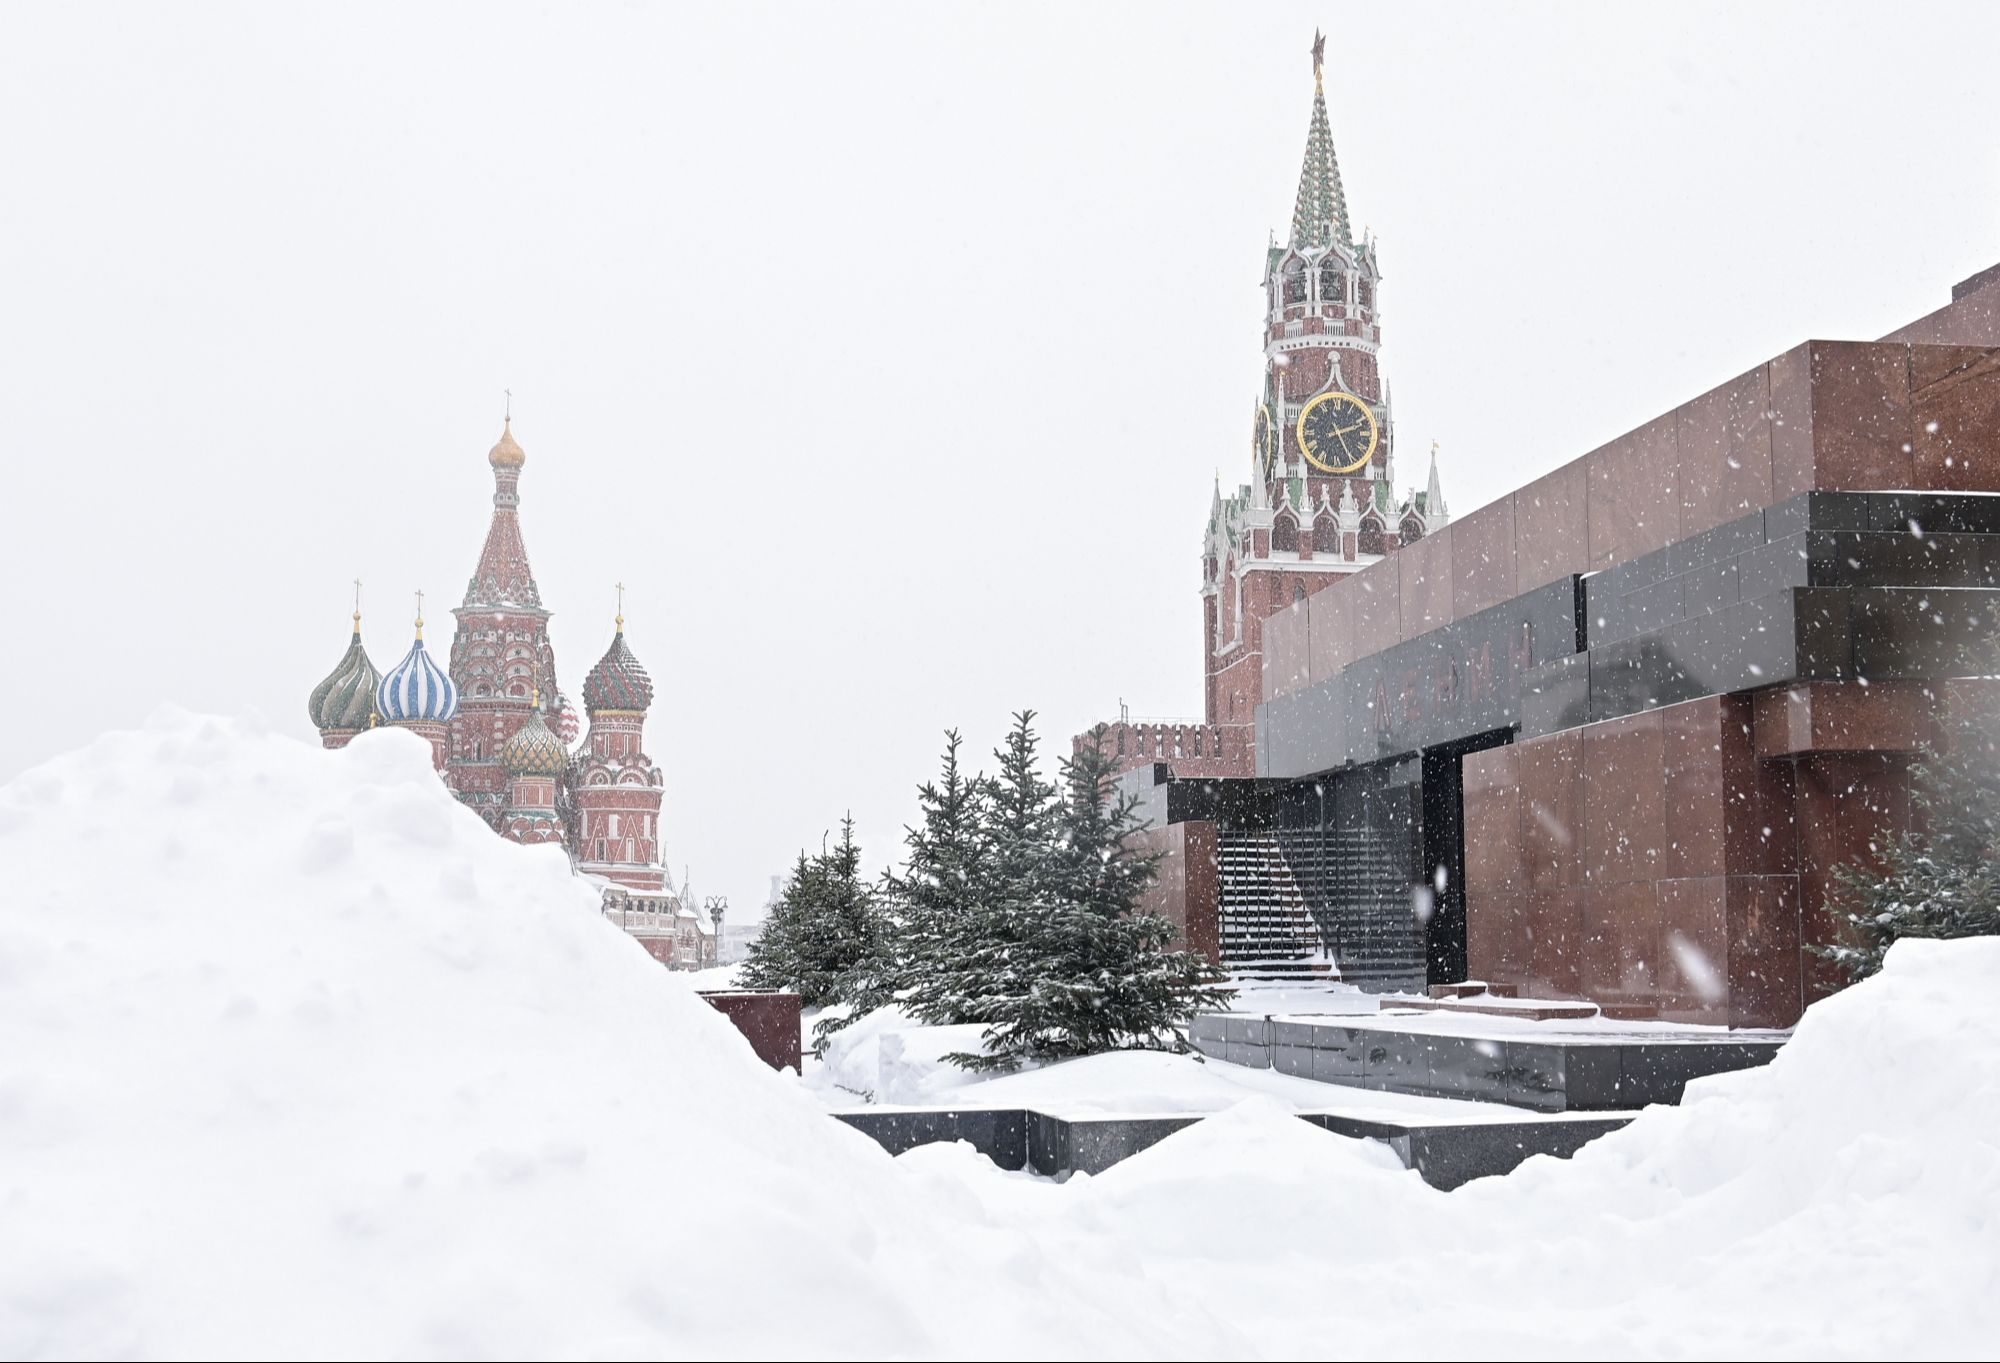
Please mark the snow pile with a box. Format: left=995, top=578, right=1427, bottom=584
left=811, top=1005, right=993, bottom=1105
left=0, top=712, right=1218, bottom=1359
left=914, top=935, right=2000, bottom=1358
left=5, top=710, right=1997, bottom=1359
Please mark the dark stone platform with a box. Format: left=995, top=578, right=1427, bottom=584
left=1188, top=1012, right=1786, bottom=1112
left=832, top=1105, right=1632, bottom=1191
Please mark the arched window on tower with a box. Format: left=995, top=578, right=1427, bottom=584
left=1314, top=516, right=1340, bottom=556
left=1357, top=276, right=1374, bottom=309
left=1400, top=515, right=1426, bottom=544
left=1319, top=262, right=1344, bottom=304
left=1283, top=259, right=1308, bottom=305
left=1293, top=580, right=1308, bottom=605
left=1271, top=513, right=1298, bottom=554
left=1358, top=515, right=1387, bottom=557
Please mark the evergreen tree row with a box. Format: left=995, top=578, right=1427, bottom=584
left=1821, top=605, right=2000, bottom=979
left=737, top=711, right=1233, bottom=1068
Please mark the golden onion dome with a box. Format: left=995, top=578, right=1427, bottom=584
left=488, top=418, right=527, bottom=469
left=500, top=707, right=569, bottom=778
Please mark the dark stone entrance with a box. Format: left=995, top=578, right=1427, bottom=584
left=1419, top=728, right=1513, bottom=987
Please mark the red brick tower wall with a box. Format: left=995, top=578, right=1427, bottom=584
left=573, top=709, right=667, bottom=893
left=445, top=422, right=561, bottom=831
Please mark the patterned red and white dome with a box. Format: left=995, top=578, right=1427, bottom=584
left=582, top=624, right=653, bottom=713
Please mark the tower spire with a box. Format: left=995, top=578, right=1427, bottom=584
left=1426, top=440, right=1448, bottom=519
left=464, top=420, right=542, bottom=608
left=1290, top=31, right=1353, bottom=254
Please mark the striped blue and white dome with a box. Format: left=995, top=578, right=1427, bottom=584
left=377, top=627, right=459, bottom=724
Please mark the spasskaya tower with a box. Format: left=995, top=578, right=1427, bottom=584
left=1091, top=32, right=1448, bottom=778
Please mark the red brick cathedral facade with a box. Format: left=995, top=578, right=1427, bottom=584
left=1095, top=39, right=1447, bottom=777
left=305, top=421, right=713, bottom=967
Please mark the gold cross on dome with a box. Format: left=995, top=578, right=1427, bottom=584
left=614, top=581, right=626, bottom=630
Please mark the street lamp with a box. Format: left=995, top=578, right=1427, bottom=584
left=704, top=896, right=727, bottom=967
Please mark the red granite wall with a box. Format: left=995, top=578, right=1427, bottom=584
left=1881, top=263, right=2000, bottom=347
left=699, top=991, right=803, bottom=1073
left=1462, top=685, right=1953, bottom=1027
left=1133, top=820, right=1221, bottom=963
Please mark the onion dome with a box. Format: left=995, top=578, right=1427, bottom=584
left=308, top=612, right=381, bottom=732
left=376, top=614, right=459, bottom=723
left=488, top=417, right=526, bottom=469
left=549, top=689, right=582, bottom=745
left=582, top=617, right=653, bottom=713
left=500, top=707, right=568, bottom=777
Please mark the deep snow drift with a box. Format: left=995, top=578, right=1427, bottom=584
left=3, top=711, right=1995, bottom=1359
left=0, top=714, right=1213, bottom=1359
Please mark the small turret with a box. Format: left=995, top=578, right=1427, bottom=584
left=582, top=612, right=654, bottom=715
left=498, top=690, right=569, bottom=847
left=573, top=598, right=667, bottom=892
left=500, top=705, right=568, bottom=778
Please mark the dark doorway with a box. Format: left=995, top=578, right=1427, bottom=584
left=1419, top=728, right=1513, bottom=987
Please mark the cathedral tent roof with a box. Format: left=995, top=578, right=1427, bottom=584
left=463, top=419, right=545, bottom=610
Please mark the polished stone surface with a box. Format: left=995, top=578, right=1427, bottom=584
left=835, top=1104, right=1634, bottom=1191
left=1260, top=491, right=2000, bottom=779
left=1189, top=1012, right=1784, bottom=1112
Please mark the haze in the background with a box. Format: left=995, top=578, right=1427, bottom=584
left=2, top=2, right=1993, bottom=918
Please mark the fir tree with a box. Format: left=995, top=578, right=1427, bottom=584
left=948, top=720, right=1233, bottom=1069
left=738, top=818, right=885, bottom=1010
left=927, top=711, right=1064, bottom=1046
left=736, top=850, right=822, bottom=998
left=884, top=730, right=995, bottom=1026
left=1821, top=606, right=2000, bottom=980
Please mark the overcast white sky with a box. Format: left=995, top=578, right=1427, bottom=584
left=2, top=2, right=1994, bottom=917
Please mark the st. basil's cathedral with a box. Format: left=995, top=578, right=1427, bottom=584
left=304, top=420, right=715, bottom=968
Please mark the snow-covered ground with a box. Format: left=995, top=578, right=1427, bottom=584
left=3, top=710, right=1995, bottom=1359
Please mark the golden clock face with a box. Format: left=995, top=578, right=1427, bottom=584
left=1253, top=404, right=1276, bottom=469
left=1296, top=391, right=1380, bottom=475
